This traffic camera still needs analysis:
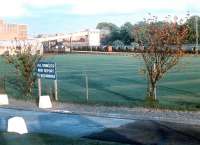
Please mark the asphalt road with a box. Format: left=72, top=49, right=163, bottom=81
left=0, top=108, right=200, bottom=145
left=0, top=108, right=133, bottom=137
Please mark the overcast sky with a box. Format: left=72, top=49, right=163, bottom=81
left=0, top=0, right=199, bottom=35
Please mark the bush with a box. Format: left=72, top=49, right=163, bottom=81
left=4, top=41, right=42, bottom=98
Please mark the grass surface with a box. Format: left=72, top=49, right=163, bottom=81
left=0, top=132, right=126, bottom=145
left=1, top=54, right=200, bottom=110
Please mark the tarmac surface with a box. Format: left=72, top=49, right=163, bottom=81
left=0, top=108, right=200, bottom=145
left=0, top=108, right=133, bottom=137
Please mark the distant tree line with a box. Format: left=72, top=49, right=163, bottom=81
left=96, top=15, right=200, bottom=47
left=96, top=22, right=134, bottom=46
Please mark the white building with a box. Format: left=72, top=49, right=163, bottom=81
left=0, top=29, right=101, bottom=55
left=69, top=29, right=100, bottom=47
left=38, top=29, right=100, bottom=47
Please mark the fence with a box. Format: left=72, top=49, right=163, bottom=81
left=1, top=54, right=200, bottom=109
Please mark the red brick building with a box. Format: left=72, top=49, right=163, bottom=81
left=0, top=19, right=28, bottom=40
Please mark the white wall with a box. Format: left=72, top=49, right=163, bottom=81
left=38, top=29, right=101, bottom=47
left=88, top=30, right=100, bottom=46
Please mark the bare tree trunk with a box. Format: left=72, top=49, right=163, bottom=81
left=148, top=81, right=157, bottom=101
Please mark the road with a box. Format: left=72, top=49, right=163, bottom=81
left=0, top=108, right=133, bottom=137
left=0, top=108, right=200, bottom=145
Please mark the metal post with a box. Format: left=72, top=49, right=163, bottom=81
left=54, top=63, right=58, bottom=101
left=3, top=76, right=5, bottom=93
left=195, top=16, right=199, bottom=54
left=70, top=36, right=72, bottom=53
left=38, top=78, right=41, bottom=97
left=54, top=79, right=58, bottom=101
left=85, top=75, right=88, bottom=101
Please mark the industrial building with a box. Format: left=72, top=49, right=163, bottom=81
left=0, top=19, right=28, bottom=40
left=0, top=27, right=100, bottom=55
left=39, top=29, right=100, bottom=53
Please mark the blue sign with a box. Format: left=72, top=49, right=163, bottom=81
left=37, top=62, right=56, bottom=80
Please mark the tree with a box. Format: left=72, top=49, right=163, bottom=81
left=96, top=22, right=120, bottom=45
left=96, top=22, right=118, bottom=32
left=112, top=40, right=124, bottom=50
left=4, top=41, right=42, bottom=98
left=97, top=22, right=135, bottom=45
left=185, top=15, right=200, bottom=43
left=120, top=22, right=134, bottom=45
left=109, top=28, right=121, bottom=44
left=134, top=16, right=188, bottom=102
left=133, top=21, right=149, bottom=44
left=133, top=21, right=166, bottom=45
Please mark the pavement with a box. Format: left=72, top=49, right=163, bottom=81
left=0, top=107, right=200, bottom=145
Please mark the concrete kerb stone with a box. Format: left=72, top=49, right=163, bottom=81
left=0, top=94, right=9, bottom=105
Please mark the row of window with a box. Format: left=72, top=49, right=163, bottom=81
left=0, top=25, right=27, bottom=33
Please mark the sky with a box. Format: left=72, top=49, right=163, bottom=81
left=0, top=0, right=200, bottom=35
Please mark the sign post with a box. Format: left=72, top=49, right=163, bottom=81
left=54, top=79, right=58, bottom=101
left=54, top=63, right=58, bottom=100
left=38, top=78, right=41, bottom=97
left=37, top=62, right=58, bottom=101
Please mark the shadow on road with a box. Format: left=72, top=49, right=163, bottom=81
left=85, top=120, right=200, bottom=145
left=1, top=108, right=200, bottom=145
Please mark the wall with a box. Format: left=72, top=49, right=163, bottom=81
left=0, top=20, right=28, bottom=40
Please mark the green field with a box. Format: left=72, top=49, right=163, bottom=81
left=1, top=54, right=200, bottom=110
